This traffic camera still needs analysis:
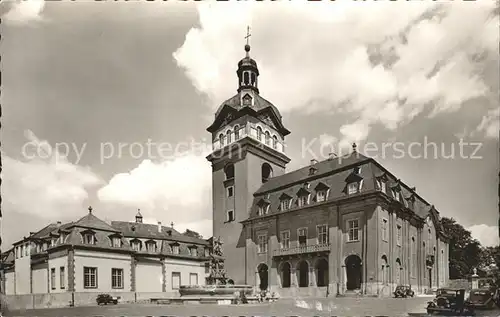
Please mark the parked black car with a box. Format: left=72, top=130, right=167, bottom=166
left=394, top=285, right=415, bottom=298
left=96, top=294, right=120, bottom=305
left=426, top=288, right=475, bottom=316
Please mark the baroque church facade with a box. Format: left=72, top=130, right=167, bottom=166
left=206, top=43, right=450, bottom=297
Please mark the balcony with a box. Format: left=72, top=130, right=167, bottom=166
left=273, top=243, right=331, bottom=257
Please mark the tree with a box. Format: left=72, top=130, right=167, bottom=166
left=441, top=217, right=483, bottom=279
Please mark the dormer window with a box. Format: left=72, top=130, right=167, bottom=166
left=81, top=232, right=96, bottom=245
left=376, top=177, right=387, bottom=193
left=403, top=197, right=409, bottom=208
left=280, top=198, right=290, bottom=211
left=257, top=200, right=270, bottom=216
left=131, top=239, right=141, bottom=252
left=146, top=240, right=157, bottom=252
left=314, top=182, right=330, bottom=203
left=204, top=248, right=210, bottom=257
left=189, top=246, right=198, bottom=257
left=51, top=238, right=56, bottom=247
left=392, top=189, right=400, bottom=202
left=347, top=182, right=361, bottom=195
left=297, top=195, right=309, bottom=207
left=242, top=94, right=252, bottom=107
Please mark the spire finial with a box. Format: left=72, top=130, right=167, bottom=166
left=170, top=221, right=174, bottom=228
left=244, top=25, right=251, bottom=56
left=88, top=206, right=93, bottom=213
left=352, top=142, right=357, bottom=152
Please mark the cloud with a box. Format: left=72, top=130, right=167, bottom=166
left=97, top=150, right=212, bottom=229
left=475, top=107, right=499, bottom=139
left=174, top=1, right=499, bottom=144
left=2, top=0, right=46, bottom=25
left=468, top=224, right=499, bottom=247
left=2, top=130, right=103, bottom=219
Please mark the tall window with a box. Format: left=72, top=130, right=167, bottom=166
left=172, top=272, right=181, bottom=289
left=172, top=244, right=180, bottom=255
left=131, top=240, right=141, bottom=251
left=377, top=179, right=387, bottom=193
left=257, top=234, right=268, bottom=253
left=347, top=219, right=360, bottom=242
left=297, top=195, right=309, bottom=207
left=112, top=268, right=123, bottom=289
left=257, top=127, right=263, bottom=142
left=280, top=199, right=290, bottom=211
left=265, top=131, right=271, bottom=146
left=219, top=133, right=225, bottom=146
left=396, top=225, right=402, bottom=246
left=82, top=233, right=95, bottom=245
left=189, top=247, right=198, bottom=257
left=298, top=228, right=307, bottom=247
left=190, top=273, right=199, bottom=286
left=226, top=210, right=235, bottom=222
left=112, top=237, right=121, bottom=248
left=84, top=267, right=97, bottom=289
left=280, top=230, right=290, bottom=249
left=227, top=186, right=234, bottom=197
left=234, top=125, right=240, bottom=140
left=272, top=135, right=278, bottom=149
left=392, top=189, right=400, bottom=201
left=226, top=130, right=232, bottom=144
left=51, top=268, right=56, bottom=290
left=258, top=204, right=269, bottom=216
left=146, top=241, right=157, bottom=252
left=382, top=219, right=388, bottom=242
left=316, top=190, right=326, bottom=203
left=60, top=267, right=65, bottom=289
left=317, top=225, right=328, bottom=245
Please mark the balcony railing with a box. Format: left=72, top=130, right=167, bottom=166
left=273, top=243, right=331, bottom=257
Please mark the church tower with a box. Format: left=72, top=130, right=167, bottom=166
left=206, top=33, right=291, bottom=284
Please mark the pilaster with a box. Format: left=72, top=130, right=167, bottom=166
left=67, top=248, right=75, bottom=292
left=162, top=258, right=166, bottom=292
left=130, top=256, right=136, bottom=292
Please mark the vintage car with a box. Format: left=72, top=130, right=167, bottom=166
left=394, top=285, right=415, bottom=298
left=96, top=294, right=120, bottom=305
left=467, top=288, right=498, bottom=309
left=426, top=288, right=475, bottom=316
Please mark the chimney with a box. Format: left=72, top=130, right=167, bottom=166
left=57, top=221, right=62, bottom=226
left=158, top=221, right=162, bottom=233
left=310, top=159, right=318, bottom=165
left=328, top=152, right=337, bottom=160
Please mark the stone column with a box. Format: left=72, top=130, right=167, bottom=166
left=309, top=266, right=315, bottom=287
left=471, top=269, right=479, bottom=290
left=291, top=268, right=297, bottom=287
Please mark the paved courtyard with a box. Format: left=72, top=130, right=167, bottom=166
left=4, top=297, right=500, bottom=317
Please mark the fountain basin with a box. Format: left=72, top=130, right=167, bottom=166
left=179, top=284, right=253, bottom=296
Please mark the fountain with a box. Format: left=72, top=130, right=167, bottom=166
left=178, top=237, right=253, bottom=300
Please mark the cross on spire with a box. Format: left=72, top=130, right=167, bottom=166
left=170, top=221, right=174, bottom=228
left=88, top=206, right=93, bottom=213
left=245, top=26, right=251, bottom=46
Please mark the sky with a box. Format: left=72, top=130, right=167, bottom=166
left=1, top=0, right=499, bottom=249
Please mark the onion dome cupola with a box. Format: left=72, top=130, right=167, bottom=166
left=237, top=35, right=259, bottom=94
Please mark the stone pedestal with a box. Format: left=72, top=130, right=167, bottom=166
left=471, top=273, right=479, bottom=290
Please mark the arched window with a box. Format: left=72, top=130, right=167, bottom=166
left=280, top=262, right=291, bottom=288
left=244, top=72, right=249, bottom=85
left=251, top=73, right=256, bottom=86
left=257, top=127, right=263, bottom=142
left=224, top=164, right=235, bottom=180
left=234, top=125, right=240, bottom=140
left=220, top=133, right=225, bottom=147
left=381, top=255, right=388, bottom=285
left=226, top=130, right=232, bottom=144
left=261, top=163, right=273, bottom=183
left=265, top=131, right=271, bottom=146
left=272, top=135, right=278, bottom=149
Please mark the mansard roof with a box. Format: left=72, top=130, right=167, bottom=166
left=255, top=152, right=371, bottom=195
left=69, top=212, right=118, bottom=232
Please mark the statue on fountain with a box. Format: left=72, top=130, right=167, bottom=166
left=207, top=236, right=233, bottom=285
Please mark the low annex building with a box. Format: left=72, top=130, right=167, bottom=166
left=206, top=42, right=450, bottom=298
left=1, top=208, right=210, bottom=302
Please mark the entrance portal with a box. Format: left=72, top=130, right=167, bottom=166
left=345, top=255, right=362, bottom=290
left=280, top=262, right=291, bottom=288
left=257, top=264, right=268, bottom=291
left=315, top=258, right=329, bottom=287
left=297, top=261, right=309, bottom=287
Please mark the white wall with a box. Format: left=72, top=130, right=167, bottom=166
left=74, top=250, right=131, bottom=293
left=164, top=259, right=206, bottom=292
left=32, top=267, right=48, bottom=294
left=136, top=260, right=163, bottom=293
left=14, top=255, right=31, bottom=295
left=48, top=255, right=67, bottom=293
left=4, top=272, right=15, bottom=295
